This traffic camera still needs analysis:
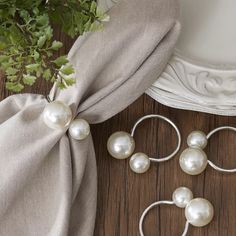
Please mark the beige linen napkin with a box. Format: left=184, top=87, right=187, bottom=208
left=0, top=0, right=180, bottom=235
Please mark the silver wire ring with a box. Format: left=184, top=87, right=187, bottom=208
left=46, top=95, right=52, bottom=103
left=46, top=83, right=58, bottom=103
left=130, top=114, right=181, bottom=163
left=206, top=126, right=236, bottom=173
left=139, top=201, right=189, bottom=236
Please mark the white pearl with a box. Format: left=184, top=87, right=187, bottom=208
left=129, top=153, right=150, bottom=174
left=69, top=119, right=90, bottom=140
left=185, top=198, right=214, bottom=227
left=43, top=101, right=72, bottom=129
left=172, top=187, right=193, bottom=208
left=187, top=131, right=208, bottom=149
left=179, top=148, right=208, bottom=175
left=107, top=131, right=135, bottom=159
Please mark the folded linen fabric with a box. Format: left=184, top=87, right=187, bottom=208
left=0, top=0, right=180, bottom=235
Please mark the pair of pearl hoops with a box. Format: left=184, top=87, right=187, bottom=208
left=43, top=100, right=90, bottom=141
left=180, top=127, right=236, bottom=175
left=107, top=114, right=181, bottom=174
left=139, top=187, right=214, bottom=236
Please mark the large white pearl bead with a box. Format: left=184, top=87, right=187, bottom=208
left=179, top=148, right=208, bottom=175
left=172, top=187, right=193, bottom=208
left=129, top=153, right=150, bottom=174
left=107, top=131, right=135, bottom=159
left=187, top=131, right=208, bottom=149
left=185, top=198, right=214, bottom=227
left=69, top=119, right=90, bottom=140
left=43, top=101, right=72, bottom=129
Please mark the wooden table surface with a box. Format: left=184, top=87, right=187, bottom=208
left=1, top=31, right=236, bottom=236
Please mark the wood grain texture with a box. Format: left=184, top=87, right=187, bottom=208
left=1, top=29, right=236, bottom=236
left=93, top=95, right=236, bottom=236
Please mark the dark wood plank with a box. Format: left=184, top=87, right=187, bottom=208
left=93, top=95, right=236, bottom=236
left=1, top=27, right=236, bottom=236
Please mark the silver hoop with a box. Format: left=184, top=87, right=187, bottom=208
left=180, top=126, right=236, bottom=175
left=107, top=114, right=181, bottom=174
left=46, top=95, right=52, bottom=103
left=131, top=114, right=181, bottom=163
left=139, top=187, right=214, bottom=236
left=46, top=83, right=58, bottom=103
left=207, top=126, right=236, bottom=173
left=139, top=201, right=189, bottom=236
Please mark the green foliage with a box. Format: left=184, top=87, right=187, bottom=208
left=48, top=0, right=109, bottom=37
left=0, top=0, right=108, bottom=92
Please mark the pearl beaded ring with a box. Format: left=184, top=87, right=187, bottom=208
left=43, top=100, right=90, bottom=141
left=180, top=126, right=236, bottom=175
left=139, top=187, right=214, bottom=236
left=107, top=114, right=181, bottom=174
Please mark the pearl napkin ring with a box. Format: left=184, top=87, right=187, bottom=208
left=180, top=126, right=236, bottom=175
left=43, top=100, right=90, bottom=141
left=139, top=187, right=214, bottom=236
left=107, top=114, right=181, bottom=174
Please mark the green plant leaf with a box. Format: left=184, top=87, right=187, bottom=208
left=0, top=0, right=106, bottom=92
left=36, top=14, right=49, bottom=26
left=37, top=35, right=47, bottom=48
left=64, top=77, right=75, bottom=86
left=7, top=75, right=17, bottom=81
left=44, top=26, right=53, bottom=40
left=23, top=74, right=37, bottom=85
left=50, top=40, right=63, bottom=50
left=53, top=56, right=68, bottom=67
left=0, top=42, right=6, bottom=50
left=6, top=67, right=18, bottom=75
left=6, top=82, right=24, bottom=92
left=0, top=55, right=8, bottom=63
left=57, top=81, right=66, bottom=89
left=61, top=64, right=74, bottom=75
left=90, top=1, right=97, bottom=14
left=84, top=19, right=92, bottom=32
left=43, top=69, right=52, bottom=81
left=33, top=50, right=40, bottom=60
left=26, top=63, right=39, bottom=72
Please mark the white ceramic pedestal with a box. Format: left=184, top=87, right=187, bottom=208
left=147, top=0, right=236, bottom=116
left=100, top=0, right=236, bottom=116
